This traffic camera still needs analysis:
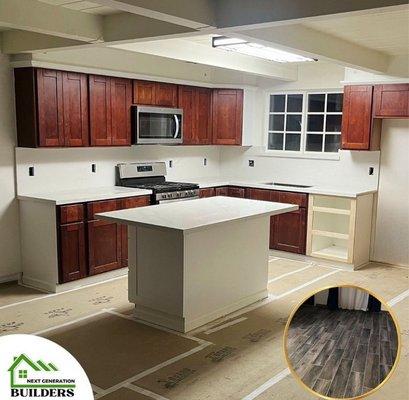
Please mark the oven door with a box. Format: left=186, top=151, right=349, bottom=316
left=136, top=106, right=183, bottom=144
left=159, top=196, right=199, bottom=204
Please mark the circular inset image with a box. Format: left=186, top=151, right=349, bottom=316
left=284, top=285, right=400, bottom=399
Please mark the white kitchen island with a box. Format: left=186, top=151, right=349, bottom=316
left=97, top=196, right=297, bottom=332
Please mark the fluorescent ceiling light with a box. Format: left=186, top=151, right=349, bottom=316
left=212, top=36, right=316, bottom=63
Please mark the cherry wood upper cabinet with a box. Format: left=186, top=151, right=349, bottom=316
left=341, top=85, right=373, bottom=150
left=89, top=75, right=112, bottom=146
left=111, top=77, right=132, bottom=146
left=89, top=75, right=132, bottom=146
left=373, top=84, right=409, bottom=118
left=14, top=68, right=89, bottom=148
left=62, top=71, right=89, bottom=147
left=133, top=80, right=178, bottom=107
left=178, top=86, right=196, bottom=145
left=178, top=86, right=212, bottom=145
left=212, top=89, right=243, bottom=145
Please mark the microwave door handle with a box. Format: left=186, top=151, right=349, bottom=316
left=174, top=115, right=180, bottom=138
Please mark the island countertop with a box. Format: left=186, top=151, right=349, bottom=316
left=97, top=196, right=298, bottom=233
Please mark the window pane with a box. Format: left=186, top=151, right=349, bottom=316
left=285, top=134, right=301, bottom=151
left=324, top=134, right=341, bottom=152
left=270, top=95, right=285, bottom=112
left=307, top=115, right=324, bottom=131
left=326, top=114, right=342, bottom=132
left=306, top=134, right=323, bottom=152
left=268, top=132, right=284, bottom=150
left=286, top=114, right=302, bottom=131
left=287, top=94, right=303, bottom=112
left=308, top=94, right=325, bottom=112
left=269, top=114, right=284, bottom=131
left=327, top=93, right=343, bottom=112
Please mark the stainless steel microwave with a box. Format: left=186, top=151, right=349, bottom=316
left=132, top=106, right=183, bottom=144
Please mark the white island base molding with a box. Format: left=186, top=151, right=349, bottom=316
left=128, top=217, right=270, bottom=332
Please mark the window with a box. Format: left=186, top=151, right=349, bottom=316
left=19, top=370, right=27, bottom=378
left=267, top=91, right=343, bottom=155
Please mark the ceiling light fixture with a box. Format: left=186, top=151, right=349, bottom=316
left=212, top=36, right=317, bottom=63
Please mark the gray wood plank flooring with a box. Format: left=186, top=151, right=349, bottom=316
left=287, top=306, right=398, bottom=398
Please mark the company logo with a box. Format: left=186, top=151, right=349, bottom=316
left=8, top=353, right=75, bottom=397
left=0, top=335, right=93, bottom=400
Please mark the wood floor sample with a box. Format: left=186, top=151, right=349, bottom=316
left=287, top=306, right=398, bottom=398
left=44, top=313, right=199, bottom=389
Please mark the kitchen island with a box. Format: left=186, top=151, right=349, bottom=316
left=97, top=196, right=297, bottom=332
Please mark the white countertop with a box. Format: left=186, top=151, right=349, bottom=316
left=97, top=196, right=298, bottom=233
left=17, top=186, right=152, bottom=205
left=183, top=177, right=377, bottom=198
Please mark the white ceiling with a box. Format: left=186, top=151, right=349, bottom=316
left=37, top=0, right=118, bottom=15
left=303, top=8, right=409, bottom=56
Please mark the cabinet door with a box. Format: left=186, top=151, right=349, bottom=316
left=373, top=84, right=409, bottom=118
left=62, top=71, right=89, bottom=147
left=120, top=196, right=150, bottom=267
left=227, top=187, right=245, bottom=198
left=111, top=77, right=132, bottom=146
left=133, top=80, right=156, bottom=105
left=88, top=219, right=122, bottom=275
left=37, top=69, right=64, bottom=147
left=212, top=89, right=243, bottom=145
left=246, top=188, right=271, bottom=201
left=196, top=87, right=212, bottom=144
left=155, top=82, right=178, bottom=107
left=199, top=188, right=215, bottom=198
left=270, top=209, right=307, bottom=254
left=178, top=86, right=196, bottom=144
left=341, top=85, right=373, bottom=150
left=89, top=75, right=112, bottom=146
left=59, top=222, right=86, bottom=283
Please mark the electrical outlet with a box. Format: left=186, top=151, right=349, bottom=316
left=249, top=160, right=255, bottom=167
left=369, top=167, right=374, bottom=175
left=91, top=163, right=96, bottom=173
left=204, top=158, right=207, bottom=166
left=169, top=160, right=173, bottom=168
left=28, top=166, right=34, bottom=176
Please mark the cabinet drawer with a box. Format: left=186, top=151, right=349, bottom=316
left=246, top=188, right=271, bottom=201
left=227, top=187, right=245, bottom=198
left=215, top=186, right=229, bottom=196
left=60, top=204, right=84, bottom=224
left=121, top=196, right=150, bottom=209
left=87, top=199, right=121, bottom=220
left=278, top=191, right=308, bottom=208
left=199, top=188, right=215, bottom=198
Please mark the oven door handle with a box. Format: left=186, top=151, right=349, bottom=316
left=174, top=115, right=180, bottom=139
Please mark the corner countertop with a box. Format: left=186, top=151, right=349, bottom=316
left=17, top=186, right=152, bottom=205
left=182, top=177, right=377, bottom=198
left=96, top=196, right=298, bottom=233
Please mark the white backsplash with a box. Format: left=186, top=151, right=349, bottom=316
left=15, top=146, right=221, bottom=194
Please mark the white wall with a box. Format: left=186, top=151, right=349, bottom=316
left=15, top=146, right=221, bottom=195
left=0, top=54, right=21, bottom=281
left=372, top=120, right=409, bottom=267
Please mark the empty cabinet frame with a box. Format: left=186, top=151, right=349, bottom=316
left=306, top=194, right=374, bottom=268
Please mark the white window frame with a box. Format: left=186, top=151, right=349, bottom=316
left=263, top=89, right=343, bottom=160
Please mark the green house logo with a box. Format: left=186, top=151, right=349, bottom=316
left=8, top=354, right=75, bottom=389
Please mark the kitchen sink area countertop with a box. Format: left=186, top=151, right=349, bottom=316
left=184, top=177, right=378, bottom=198
left=17, top=186, right=152, bottom=205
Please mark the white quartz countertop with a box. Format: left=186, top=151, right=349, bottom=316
left=17, top=186, right=152, bottom=205
left=182, top=177, right=377, bottom=198
left=97, top=196, right=298, bottom=232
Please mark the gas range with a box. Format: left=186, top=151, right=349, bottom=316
left=115, top=162, right=199, bottom=204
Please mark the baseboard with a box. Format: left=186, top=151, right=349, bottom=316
left=21, top=268, right=128, bottom=293
left=0, top=272, right=22, bottom=284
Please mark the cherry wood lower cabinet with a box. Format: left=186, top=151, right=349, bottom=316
left=246, top=188, right=308, bottom=254
left=57, top=195, right=150, bottom=283
left=199, top=187, right=216, bottom=198
left=227, top=186, right=246, bottom=198
left=59, top=222, right=87, bottom=283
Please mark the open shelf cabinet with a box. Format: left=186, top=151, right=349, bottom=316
left=306, top=194, right=374, bottom=268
